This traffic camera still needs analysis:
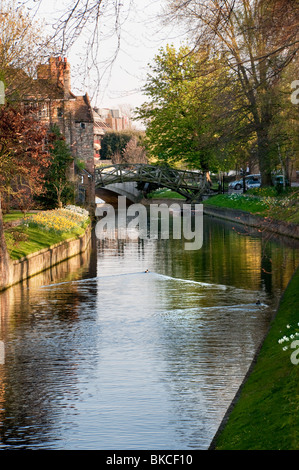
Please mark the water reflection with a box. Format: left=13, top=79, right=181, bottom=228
left=0, top=215, right=298, bottom=449
left=0, top=240, right=97, bottom=449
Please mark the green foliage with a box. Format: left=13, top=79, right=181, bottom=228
left=3, top=211, right=35, bottom=222
left=36, top=125, right=74, bottom=209
left=146, top=188, right=186, bottom=200
left=5, top=224, right=87, bottom=260
left=100, top=130, right=145, bottom=162
left=76, top=160, right=86, bottom=170
left=3, top=232, right=15, bottom=252
left=136, top=45, right=247, bottom=172
left=4, top=229, right=29, bottom=252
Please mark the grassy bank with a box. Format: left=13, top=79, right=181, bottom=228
left=213, top=267, right=299, bottom=450
left=4, top=207, right=90, bottom=260
left=204, top=188, right=299, bottom=224
left=146, top=188, right=186, bottom=199
left=3, top=211, right=36, bottom=223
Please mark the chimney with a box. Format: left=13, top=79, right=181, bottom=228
left=36, top=57, right=71, bottom=95
left=63, top=58, right=71, bottom=96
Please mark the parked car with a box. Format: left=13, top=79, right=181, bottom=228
left=246, top=175, right=261, bottom=189
left=229, top=174, right=260, bottom=190
left=228, top=178, right=243, bottom=190
left=272, top=175, right=289, bottom=186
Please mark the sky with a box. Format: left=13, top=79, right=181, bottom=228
left=29, top=0, right=188, bottom=113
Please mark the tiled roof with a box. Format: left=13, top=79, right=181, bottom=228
left=22, top=78, right=75, bottom=101
left=94, top=120, right=110, bottom=129
left=71, top=94, right=94, bottom=123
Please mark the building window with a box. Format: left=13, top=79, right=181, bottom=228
left=24, top=101, right=38, bottom=114
left=57, top=107, right=64, bottom=118
left=38, top=102, right=49, bottom=119
left=80, top=122, right=86, bottom=129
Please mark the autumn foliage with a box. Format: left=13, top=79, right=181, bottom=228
left=0, top=104, right=52, bottom=212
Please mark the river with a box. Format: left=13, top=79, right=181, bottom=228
left=0, top=213, right=298, bottom=450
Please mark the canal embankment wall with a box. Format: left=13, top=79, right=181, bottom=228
left=141, top=198, right=299, bottom=240
left=203, top=205, right=299, bottom=239
left=1, top=224, right=92, bottom=292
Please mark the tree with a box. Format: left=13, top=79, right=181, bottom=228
left=121, top=136, right=148, bottom=164
left=0, top=0, right=56, bottom=286
left=36, top=125, right=75, bottom=209
left=0, top=104, right=52, bottom=211
left=165, top=0, right=299, bottom=186
left=20, top=0, right=133, bottom=100
left=0, top=0, right=57, bottom=101
left=100, top=130, right=146, bottom=163
left=0, top=196, right=9, bottom=289
left=0, top=0, right=67, bottom=285
left=136, top=44, right=245, bottom=174
left=269, top=61, right=299, bottom=185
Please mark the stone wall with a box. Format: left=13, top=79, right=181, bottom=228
left=1, top=225, right=92, bottom=292
left=203, top=205, right=299, bottom=239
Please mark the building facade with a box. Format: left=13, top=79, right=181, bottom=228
left=23, top=57, right=95, bottom=206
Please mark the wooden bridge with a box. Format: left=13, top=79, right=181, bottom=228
left=95, top=164, right=209, bottom=202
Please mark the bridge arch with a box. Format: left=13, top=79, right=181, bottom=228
left=95, top=183, right=140, bottom=206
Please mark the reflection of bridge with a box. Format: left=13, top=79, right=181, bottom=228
left=95, top=164, right=209, bottom=203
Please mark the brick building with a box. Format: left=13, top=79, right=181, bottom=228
left=93, top=107, right=131, bottom=132
left=93, top=108, right=110, bottom=164
left=22, top=57, right=95, bottom=206
left=92, top=107, right=132, bottom=165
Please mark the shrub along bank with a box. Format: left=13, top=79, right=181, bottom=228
left=211, top=267, right=299, bottom=450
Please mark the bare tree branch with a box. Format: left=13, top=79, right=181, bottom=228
left=17, top=0, right=135, bottom=101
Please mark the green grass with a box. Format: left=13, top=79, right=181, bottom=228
left=4, top=219, right=89, bottom=260
left=3, top=211, right=36, bottom=223
left=213, top=267, right=299, bottom=450
left=204, top=193, right=267, bottom=214
left=5, top=227, right=86, bottom=260
left=147, top=188, right=186, bottom=199
left=204, top=190, right=299, bottom=224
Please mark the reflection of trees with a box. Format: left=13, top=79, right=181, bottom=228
left=260, top=236, right=299, bottom=296
left=154, top=216, right=299, bottom=296
left=147, top=217, right=299, bottom=446
left=0, top=217, right=298, bottom=448
left=0, top=239, right=97, bottom=449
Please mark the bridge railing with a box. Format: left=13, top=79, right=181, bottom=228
left=95, top=164, right=205, bottom=190
left=95, top=164, right=209, bottom=202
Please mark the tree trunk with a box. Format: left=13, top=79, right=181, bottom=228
left=257, top=125, right=273, bottom=187
left=0, top=196, right=10, bottom=290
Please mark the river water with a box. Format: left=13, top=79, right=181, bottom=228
left=0, top=213, right=298, bottom=450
